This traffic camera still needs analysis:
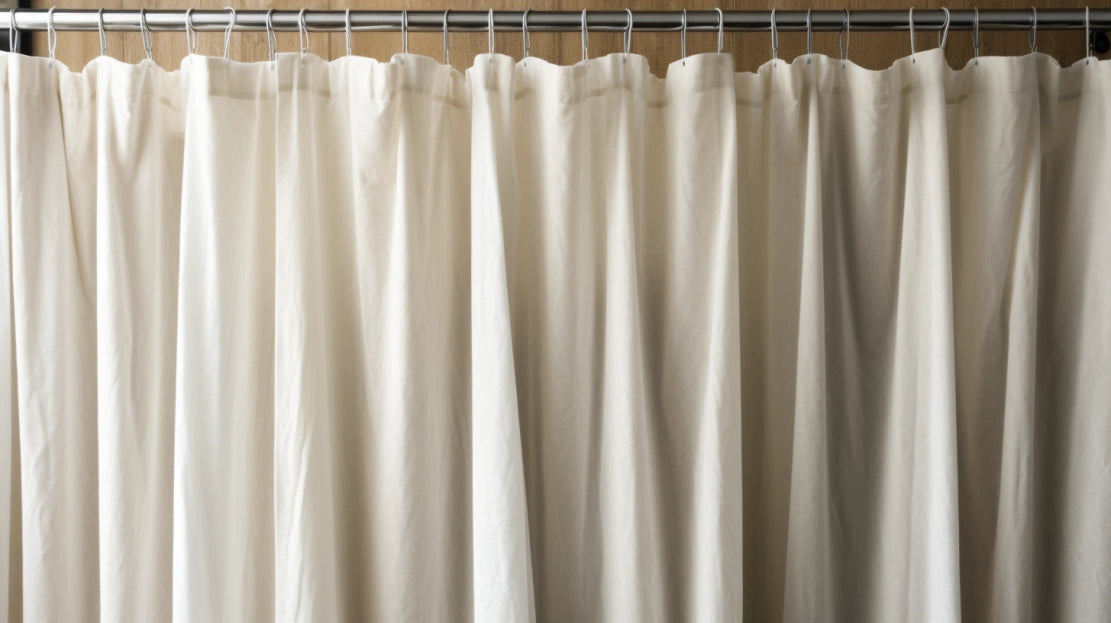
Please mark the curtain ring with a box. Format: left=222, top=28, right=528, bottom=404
left=909, top=8, right=916, bottom=61
left=806, top=9, right=813, bottom=62
left=582, top=9, right=589, bottom=62
left=139, top=8, right=154, bottom=61
left=938, top=7, right=950, bottom=49
left=716, top=8, right=724, bottom=54
left=1028, top=7, right=1037, bottom=53
left=444, top=9, right=452, bottom=65
left=972, top=7, right=980, bottom=64
left=97, top=7, right=107, bottom=57
left=1085, top=6, right=1091, bottom=63
left=345, top=9, right=352, bottom=57
left=222, top=7, right=235, bottom=62
left=521, top=9, right=529, bottom=60
left=46, top=6, right=57, bottom=63
left=8, top=8, right=19, bottom=55
left=298, top=8, right=309, bottom=57
left=770, top=8, right=779, bottom=60
left=488, top=9, right=495, bottom=55
left=624, top=9, right=633, bottom=59
left=839, top=9, right=851, bottom=61
left=265, top=9, right=276, bottom=61
left=185, top=7, right=197, bottom=55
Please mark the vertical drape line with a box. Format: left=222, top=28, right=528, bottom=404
left=9, top=54, right=101, bottom=623
left=595, top=66, right=663, bottom=623
left=888, top=57, right=962, bottom=623
left=985, top=108, right=1040, bottom=623
left=469, top=54, right=537, bottom=623
left=0, top=52, right=14, bottom=623
left=271, top=55, right=341, bottom=623
left=684, top=62, right=744, bottom=623
left=172, top=54, right=277, bottom=623
left=781, top=67, right=834, bottom=622
left=92, top=57, right=181, bottom=623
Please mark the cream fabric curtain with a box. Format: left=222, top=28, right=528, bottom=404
left=1, top=48, right=1109, bottom=623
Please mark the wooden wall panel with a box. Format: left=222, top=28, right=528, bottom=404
left=27, top=1, right=1109, bottom=77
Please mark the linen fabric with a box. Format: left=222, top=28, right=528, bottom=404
left=0, top=48, right=1109, bottom=622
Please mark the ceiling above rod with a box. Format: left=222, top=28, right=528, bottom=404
left=4, top=8, right=1110, bottom=33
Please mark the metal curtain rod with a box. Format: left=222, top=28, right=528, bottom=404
left=3, top=8, right=1110, bottom=33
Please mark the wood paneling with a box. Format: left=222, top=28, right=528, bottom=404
left=28, top=1, right=1108, bottom=76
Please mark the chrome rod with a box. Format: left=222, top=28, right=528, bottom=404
left=3, top=9, right=1110, bottom=33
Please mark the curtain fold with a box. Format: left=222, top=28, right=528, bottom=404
left=0, top=48, right=1109, bottom=623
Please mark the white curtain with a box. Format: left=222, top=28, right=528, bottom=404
left=1, top=48, right=1110, bottom=623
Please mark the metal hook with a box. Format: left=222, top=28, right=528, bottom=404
left=521, top=9, right=529, bottom=60
left=1085, top=6, right=1091, bottom=63
left=1028, top=7, right=1037, bottom=53
left=444, top=10, right=451, bottom=65
left=222, top=7, right=235, bottom=62
left=265, top=9, right=276, bottom=61
left=806, top=9, right=813, bottom=62
left=97, top=7, right=107, bottom=57
left=624, top=9, right=633, bottom=58
left=770, top=8, right=779, bottom=61
left=840, top=9, right=851, bottom=61
left=298, top=8, right=309, bottom=57
left=488, top=9, right=495, bottom=55
left=680, top=9, right=687, bottom=64
left=185, top=7, right=197, bottom=55
left=46, top=6, right=57, bottom=62
left=582, top=9, right=589, bottom=62
left=345, top=9, right=352, bottom=57
left=938, top=7, right=950, bottom=49
left=8, top=8, right=19, bottom=55
left=400, top=9, right=408, bottom=54
left=972, top=7, right=980, bottom=63
left=909, top=7, right=916, bottom=61
left=716, top=8, right=724, bottom=54
left=139, top=8, right=154, bottom=61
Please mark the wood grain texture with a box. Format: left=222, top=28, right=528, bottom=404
left=27, top=1, right=1108, bottom=76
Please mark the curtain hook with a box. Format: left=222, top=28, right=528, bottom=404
left=400, top=9, right=408, bottom=55
left=938, top=7, right=950, bottom=49
left=1085, top=6, right=1091, bottom=64
left=45, top=6, right=56, bottom=63
left=521, top=9, right=529, bottom=61
left=840, top=9, right=851, bottom=62
left=97, top=7, right=107, bottom=57
left=806, top=9, right=813, bottom=62
left=1028, top=7, right=1037, bottom=53
left=185, top=7, right=197, bottom=55
left=265, top=9, right=276, bottom=61
left=8, top=8, right=19, bottom=55
left=716, top=8, right=724, bottom=54
left=972, top=7, right=980, bottom=64
left=46, top=6, right=57, bottom=63
left=139, top=8, right=154, bottom=61
left=680, top=9, right=687, bottom=65
left=488, top=9, right=495, bottom=55
left=582, top=9, right=589, bottom=62
left=444, top=9, right=451, bottom=65
left=770, top=8, right=778, bottom=61
left=624, top=9, right=633, bottom=59
left=222, top=7, right=235, bottom=63
left=909, top=8, right=916, bottom=62
left=298, top=8, right=309, bottom=58
left=345, top=9, right=352, bottom=57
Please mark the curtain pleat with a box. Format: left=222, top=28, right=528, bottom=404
left=0, top=48, right=1109, bottom=623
